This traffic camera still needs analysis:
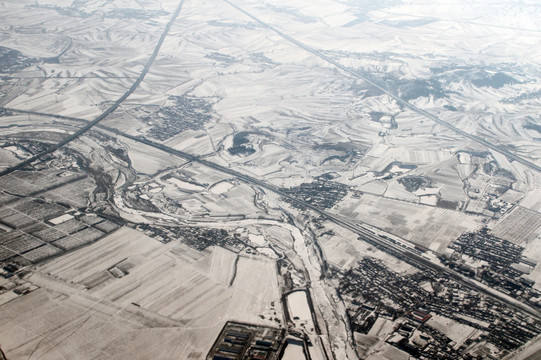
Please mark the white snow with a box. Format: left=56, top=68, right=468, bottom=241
left=48, top=213, right=74, bottom=225
left=281, top=341, right=307, bottom=360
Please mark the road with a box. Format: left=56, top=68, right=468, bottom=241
left=221, top=0, right=541, bottom=174
left=87, top=122, right=541, bottom=321
left=3, top=104, right=541, bottom=322
left=1, top=0, right=540, bottom=329
left=0, top=0, right=186, bottom=178
left=3, top=0, right=539, bottom=178
left=318, top=210, right=541, bottom=320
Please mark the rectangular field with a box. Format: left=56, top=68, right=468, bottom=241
left=334, top=193, right=484, bottom=252
left=0, top=226, right=285, bottom=359
left=38, top=227, right=283, bottom=327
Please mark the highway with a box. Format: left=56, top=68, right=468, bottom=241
left=0, top=0, right=186, bottom=178
left=222, top=0, right=541, bottom=174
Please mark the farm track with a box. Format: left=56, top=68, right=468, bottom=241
left=0, top=0, right=186, bottom=177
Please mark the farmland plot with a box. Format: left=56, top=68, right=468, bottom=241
left=334, top=193, right=484, bottom=252
left=34, top=226, right=283, bottom=344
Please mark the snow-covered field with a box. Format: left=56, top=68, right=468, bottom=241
left=0, top=227, right=283, bottom=359
left=1, top=0, right=541, bottom=358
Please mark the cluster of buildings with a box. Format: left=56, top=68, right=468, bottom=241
left=136, top=223, right=246, bottom=252
left=283, top=175, right=349, bottom=210
left=207, top=322, right=285, bottom=360
left=335, top=255, right=541, bottom=358
left=442, top=228, right=540, bottom=305
left=147, top=95, right=213, bottom=141
left=386, top=319, right=466, bottom=360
